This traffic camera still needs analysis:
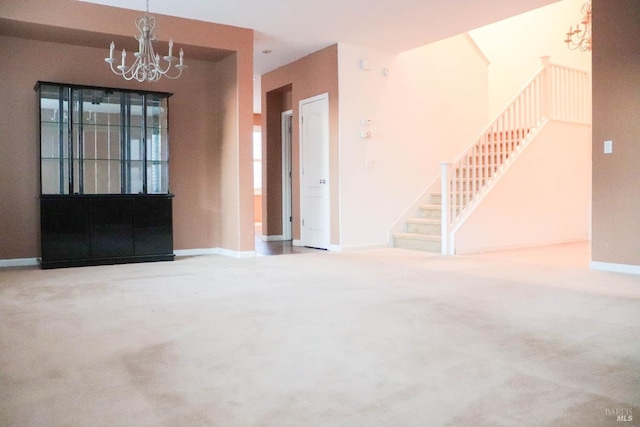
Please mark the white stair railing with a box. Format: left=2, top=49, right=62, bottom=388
left=549, top=62, right=591, bottom=124
left=441, top=57, right=589, bottom=255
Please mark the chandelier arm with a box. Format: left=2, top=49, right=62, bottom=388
left=105, top=2, right=186, bottom=82
left=564, top=0, right=592, bottom=52
left=109, top=62, right=137, bottom=81
left=158, top=68, right=185, bottom=80
left=151, top=55, right=185, bottom=78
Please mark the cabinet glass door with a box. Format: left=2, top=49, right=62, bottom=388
left=73, top=88, right=123, bottom=194
left=124, top=93, right=145, bottom=194
left=37, top=82, right=172, bottom=196
left=146, top=95, right=169, bottom=194
left=39, top=84, right=70, bottom=194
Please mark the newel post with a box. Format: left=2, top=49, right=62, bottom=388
left=440, top=161, right=452, bottom=255
left=540, top=55, right=552, bottom=120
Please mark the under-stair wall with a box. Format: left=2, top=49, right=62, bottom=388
left=454, top=120, right=591, bottom=254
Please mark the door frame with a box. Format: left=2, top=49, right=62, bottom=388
left=281, top=110, right=293, bottom=241
left=299, top=93, right=330, bottom=249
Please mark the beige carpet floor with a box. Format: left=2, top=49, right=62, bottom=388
left=0, top=243, right=638, bottom=426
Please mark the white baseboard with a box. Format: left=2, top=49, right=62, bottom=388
left=0, top=258, right=39, bottom=268
left=289, top=242, right=386, bottom=252
left=174, top=248, right=256, bottom=258
left=174, top=248, right=219, bottom=257
left=333, top=243, right=389, bottom=252
left=261, top=235, right=284, bottom=242
left=5, top=247, right=261, bottom=267
left=455, top=237, right=589, bottom=255
left=590, top=261, right=640, bottom=276
left=217, top=248, right=256, bottom=258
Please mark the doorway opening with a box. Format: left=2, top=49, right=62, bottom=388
left=253, top=126, right=263, bottom=235
left=281, top=110, right=293, bottom=241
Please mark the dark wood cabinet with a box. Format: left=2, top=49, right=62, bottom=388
left=36, top=82, right=175, bottom=268
left=40, top=195, right=174, bottom=269
left=133, top=196, right=173, bottom=256
left=40, top=197, right=90, bottom=263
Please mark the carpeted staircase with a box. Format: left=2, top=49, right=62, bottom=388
left=392, top=135, right=521, bottom=254
left=392, top=192, right=443, bottom=252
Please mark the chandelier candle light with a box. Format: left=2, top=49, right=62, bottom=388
left=564, top=0, right=592, bottom=52
left=105, top=0, right=186, bottom=82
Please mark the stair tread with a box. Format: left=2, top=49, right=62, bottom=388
left=419, top=204, right=441, bottom=209
left=393, top=233, right=441, bottom=242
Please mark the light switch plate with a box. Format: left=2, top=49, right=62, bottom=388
left=359, top=59, right=372, bottom=71
left=604, top=140, right=613, bottom=154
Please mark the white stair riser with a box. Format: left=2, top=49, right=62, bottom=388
left=407, top=222, right=441, bottom=235
left=417, top=208, right=441, bottom=219
left=394, top=237, right=441, bottom=252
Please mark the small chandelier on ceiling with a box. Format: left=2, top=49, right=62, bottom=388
left=564, top=0, right=592, bottom=52
left=105, top=0, right=187, bottom=82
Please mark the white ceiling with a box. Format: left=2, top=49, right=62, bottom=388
left=80, top=0, right=559, bottom=112
left=80, top=0, right=558, bottom=76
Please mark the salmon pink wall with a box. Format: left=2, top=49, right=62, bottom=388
left=261, top=45, right=339, bottom=244
left=262, top=85, right=292, bottom=237
left=0, top=0, right=254, bottom=261
left=591, top=0, right=640, bottom=268
left=215, top=53, right=256, bottom=253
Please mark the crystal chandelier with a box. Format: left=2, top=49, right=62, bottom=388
left=105, top=0, right=187, bottom=82
left=564, top=0, right=592, bottom=52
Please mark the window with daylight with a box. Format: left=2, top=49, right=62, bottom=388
left=253, top=130, right=262, bottom=192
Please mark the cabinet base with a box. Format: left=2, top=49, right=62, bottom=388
left=40, top=254, right=175, bottom=270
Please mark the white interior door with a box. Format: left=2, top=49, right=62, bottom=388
left=282, top=110, right=293, bottom=241
left=300, top=94, right=330, bottom=249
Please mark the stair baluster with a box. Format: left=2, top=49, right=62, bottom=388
left=393, top=58, right=589, bottom=254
